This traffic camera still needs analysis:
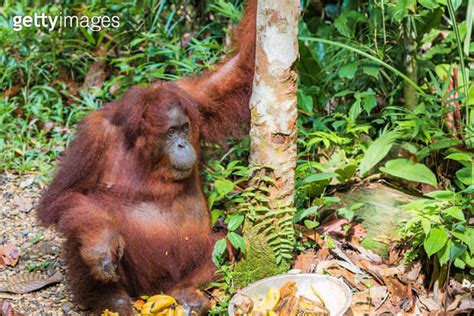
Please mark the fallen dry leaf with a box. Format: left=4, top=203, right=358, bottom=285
left=1, top=299, right=23, bottom=316
left=0, top=294, right=17, bottom=300
left=317, top=218, right=350, bottom=237
left=369, top=286, right=389, bottom=310
left=12, top=196, right=33, bottom=213
left=447, top=294, right=462, bottom=311
left=348, top=223, right=366, bottom=243
left=0, top=245, right=20, bottom=269
left=293, top=249, right=317, bottom=273
left=29, top=242, right=60, bottom=257
left=417, top=294, right=441, bottom=312
left=458, top=295, right=474, bottom=311
left=3, top=86, right=20, bottom=98
left=349, top=292, right=372, bottom=314
left=403, top=262, right=421, bottom=284
left=384, top=276, right=412, bottom=311
left=327, top=266, right=359, bottom=290
left=18, top=177, right=34, bottom=189
left=0, top=271, right=62, bottom=294
left=388, top=242, right=406, bottom=265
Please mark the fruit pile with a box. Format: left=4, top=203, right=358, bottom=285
left=101, top=295, right=184, bottom=316
left=139, top=295, right=185, bottom=316
left=233, top=281, right=329, bottom=316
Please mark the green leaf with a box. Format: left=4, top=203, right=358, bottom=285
left=362, top=66, right=379, bottom=78
left=212, top=239, right=227, bottom=267
left=425, top=190, right=455, bottom=200
left=227, top=232, right=246, bottom=253
left=335, top=164, right=357, bottom=183
left=419, top=0, right=440, bottom=10
left=302, top=172, right=339, bottom=184
left=380, top=159, right=438, bottom=186
left=334, top=15, right=351, bottom=37
left=445, top=206, right=465, bottom=222
left=445, top=152, right=472, bottom=162
left=389, top=0, right=416, bottom=22
left=362, top=93, right=377, bottom=115
left=349, top=98, right=362, bottom=120
left=294, top=205, right=319, bottom=223
left=227, top=215, right=244, bottom=231
left=453, top=228, right=474, bottom=254
left=421, top=218, right=431, bottom=236
left=304, top=220, right=319, bottom=229
left=298, top=90, right=314, bottom=113
left=338, top=207, right=355, bottom=221
left=463, top=252, right=474, bottom=268
left=456, top=166, right=473, bottom=185
left=359, top=131, right=399, bottom=177
left=214, top=179, right=234, bottom=196
left=440, top=241, right=466, bottom=265
left=424, top=227, right=449, bottom=257
left=338, top=61, right=359, bottom=79
left=454, top=258, right=465, bottom=269
left=210, top=209, right=223, bottom=226
left=462, top=185, right=474, bottom=194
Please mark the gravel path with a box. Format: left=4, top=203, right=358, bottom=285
left=1, top=172, right=82, bottom=315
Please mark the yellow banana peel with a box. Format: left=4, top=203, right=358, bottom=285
left=254, top=287, right=280, bottom=312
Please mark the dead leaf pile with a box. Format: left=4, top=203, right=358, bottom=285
left=294, top=225, right=473, bottom=314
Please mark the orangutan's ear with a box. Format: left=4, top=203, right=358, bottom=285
left=114, top=86, right=153, bottom=147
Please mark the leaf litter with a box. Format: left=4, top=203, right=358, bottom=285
left=295, top=217, right=474, bottom=314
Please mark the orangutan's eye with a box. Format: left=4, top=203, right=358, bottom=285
left=167, top=127, right=176, bottom=138
left=182, top=123, right=189, bottom=133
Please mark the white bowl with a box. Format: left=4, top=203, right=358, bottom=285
left=229, top=273, right=352, bottom=316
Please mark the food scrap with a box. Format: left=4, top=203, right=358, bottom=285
left=234, top=281, right=329, bottom=316
left=139, top=295, right=184, bottom=316
left=102, top=294, right=185, bottom=316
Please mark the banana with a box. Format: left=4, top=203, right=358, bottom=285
left=146, top=295, right=177, bottom=313
left=148, top=295, right=177, bottom=307
left=140, top=295, right=183, bottom=316
left=254, top=287, right=280, bottom=312
left=174, top=305, right=185, bottom=316
left=140, top=301, right=154, bottom=316
left=101, top=309, right=119, bottom=316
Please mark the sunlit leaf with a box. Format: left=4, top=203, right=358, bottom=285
left=424, top=227, right=448, bottom=257
left=380, top=159, right=438, bottom=186
left=359, top=131, right=399, bottom=177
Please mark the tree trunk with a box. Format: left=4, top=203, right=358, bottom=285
left=403, top=21, right=418, bottom=110
left=249, top=1, right=299, bottom=209
left=234, top=0, right=299, bottom=286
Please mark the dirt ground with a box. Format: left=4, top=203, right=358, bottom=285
left=0, top=172, right=82, bottom=315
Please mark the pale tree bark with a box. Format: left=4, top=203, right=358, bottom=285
left=249, top=1, right=299, bottom=208
left=235, top=0, right=299, bottom=285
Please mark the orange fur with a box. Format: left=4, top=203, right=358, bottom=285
left=36, top=1, right=256, bottom=314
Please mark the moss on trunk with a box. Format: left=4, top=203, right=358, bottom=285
left=233, top=221, right=290, bottom=287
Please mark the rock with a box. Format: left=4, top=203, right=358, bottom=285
left=42, top=293, right=50, bottom=299
left=335, top=183, right=418, bottom=257
left=12, top=196, right=33, bottom=213
left=2, top=207, right=10, bottom=217
left=21, top=229, right=30, bottom=236
left=62, top=303, right=73, bottom=313
left=19, top=177, right=35, bottom=188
